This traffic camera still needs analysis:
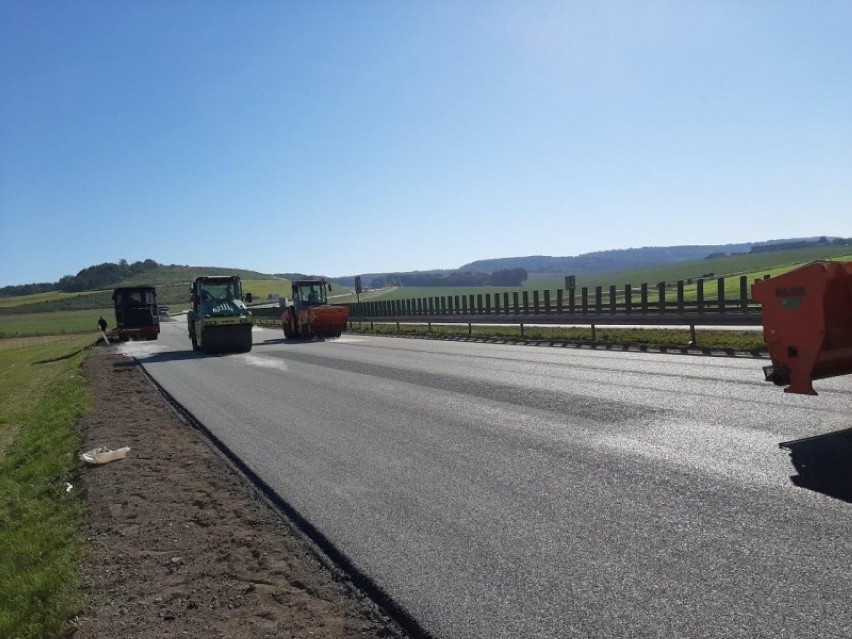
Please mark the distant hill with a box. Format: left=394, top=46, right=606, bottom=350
left=0, top=260, right=279, bottom=299
left=458, top=237, right=849, bottom=275
left=3, top=236, right=849, bottom=302
left=458, top=244, right=753, bottom=274
left=330, top=237, right=849, bottom=287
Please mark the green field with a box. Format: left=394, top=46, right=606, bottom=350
left=119, top=264, right=279, bottom=287
left=347, top=322, right=766, bottom=353
left=0, top=309, right=113, bottom=338
left=364, top=247, right=852, bottom=303
left=0, top=289, right=105, bottom=310
left=0, top=336, right=93, bottom=638
left=2, top=246, right=849, bottom=337
left=525, top=245, right=852, bottom=291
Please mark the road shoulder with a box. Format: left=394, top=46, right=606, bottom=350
left=74, top=347, right=406, bottom=638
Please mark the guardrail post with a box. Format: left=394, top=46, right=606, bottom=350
left=657, top=282, right=666, bottom=312
left=494, top=293, right=501, bottom=314
left=717, top=277, right=726, bottom=313
left=697, top=279, right=704, bottom=313
left=520, top=323, right=525, bottom=338
left=555, top=289, right=562, bottom=314
left=477, top=293, right=484, bottom=314
left=677, top=280, right=684, bottom=313
left=581, top=287, right=588, bottom=313
left=739, top=275, right=748, bottom=310
left=462, top=295, right=468, bottom=314
left=485, top=293, right=491, bottom=314
left=513, top=292, right=520, bottom=314
left=595, top=286, right=603, bottom=314
left=504, top=292, right=510, bottom=315
left=625, top=284, right=632, bottom=314
left=522, top=291, right=530, bottom=314
left=609, top=285, right=616, bottom=313
left=641, top=283, right=648, bottom=313
left=533, top=290, right=540, bottom=314
left=591, top=324, right=596, bottom=342
left=544, top=289, right=551, bottom=314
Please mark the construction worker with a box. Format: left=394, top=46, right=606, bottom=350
left=97, top=316, right=108, bottom=332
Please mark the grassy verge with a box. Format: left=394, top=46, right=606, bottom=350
left=0, top=310, right=114, bottom=338
left=0, top=336, right=94, bottom=638
left=346, top=323, right=767, bottom=353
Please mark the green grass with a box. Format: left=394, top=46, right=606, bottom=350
left=0, top=290, right=105, bottom=310
left=366, top=247, right=852, bottom=304
left=327, top=286, right=399, bottom=304
left=119, top=264, right=279, bottom=287
left=524, top=246, right=852, bottom=291
left=0, top=310, right=113, bottom=338
left=241, top=278, right=292, bottom=304
left=0, top=336, right=93, bottom=638
left=347, top=322, right=766, bottom=353
left=0, top=267, right=289, bottom=315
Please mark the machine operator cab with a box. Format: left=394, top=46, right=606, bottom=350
left=293, top=279, right=331, bottom=308
left=197, top=278, right=242, bottom=304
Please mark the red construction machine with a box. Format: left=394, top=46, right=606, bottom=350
left=281, top=278, right=349, bottom=339
left=752, top=260, right=852, bottom=395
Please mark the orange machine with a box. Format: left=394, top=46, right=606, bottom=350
left=752, top=261, right=852, bottom=395
left=281, top=278, right=349, bottom=339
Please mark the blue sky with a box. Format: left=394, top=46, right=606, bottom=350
left=1, top=1, right=850, bottom=286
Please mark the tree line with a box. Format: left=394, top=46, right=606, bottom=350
left=0, top=259, right=160, bottom=297
left=370, top=268, right=528, bottom=289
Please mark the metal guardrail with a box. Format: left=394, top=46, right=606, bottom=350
left=344, top=311, right=762, bottom=328
left=248, top=276, right=767, bottom=344
left=343, top=275, right=765, bottom=328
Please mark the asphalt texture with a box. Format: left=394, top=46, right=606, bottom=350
left=121, top=321, right=852, bottom=639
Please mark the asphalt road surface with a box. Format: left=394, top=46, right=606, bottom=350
left=122, top=321, right=852, bottom=639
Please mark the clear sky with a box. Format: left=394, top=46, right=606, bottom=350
left=1, top=1, right=850, bottom=286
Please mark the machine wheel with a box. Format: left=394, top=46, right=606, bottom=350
left=240, top=325, right=253, bottom=353
left=283, top=321, right=294, bottom=339
left=190, top=331, right=200, bottom=351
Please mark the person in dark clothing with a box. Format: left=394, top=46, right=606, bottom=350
left=97, top=316, right=108, bottom=332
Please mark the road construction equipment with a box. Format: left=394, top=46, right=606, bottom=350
left=112, top=286, right=160, bottom=341
left=281, top=278, right=349, bottom=339
left=188, top=275, right=253, bottom=353
left=752, top=261, right=852, bottom=395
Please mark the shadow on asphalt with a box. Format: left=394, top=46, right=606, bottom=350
left=128, top=350, right=205, bottom=364
left=781, top=427, right=852, bottom=503
left=262, top=337, right=328, bottom=345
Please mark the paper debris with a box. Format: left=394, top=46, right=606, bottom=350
left=80, top=446, right=131, bottom=464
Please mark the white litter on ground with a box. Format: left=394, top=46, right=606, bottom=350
left=80, top=446, right=131, bottom=464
